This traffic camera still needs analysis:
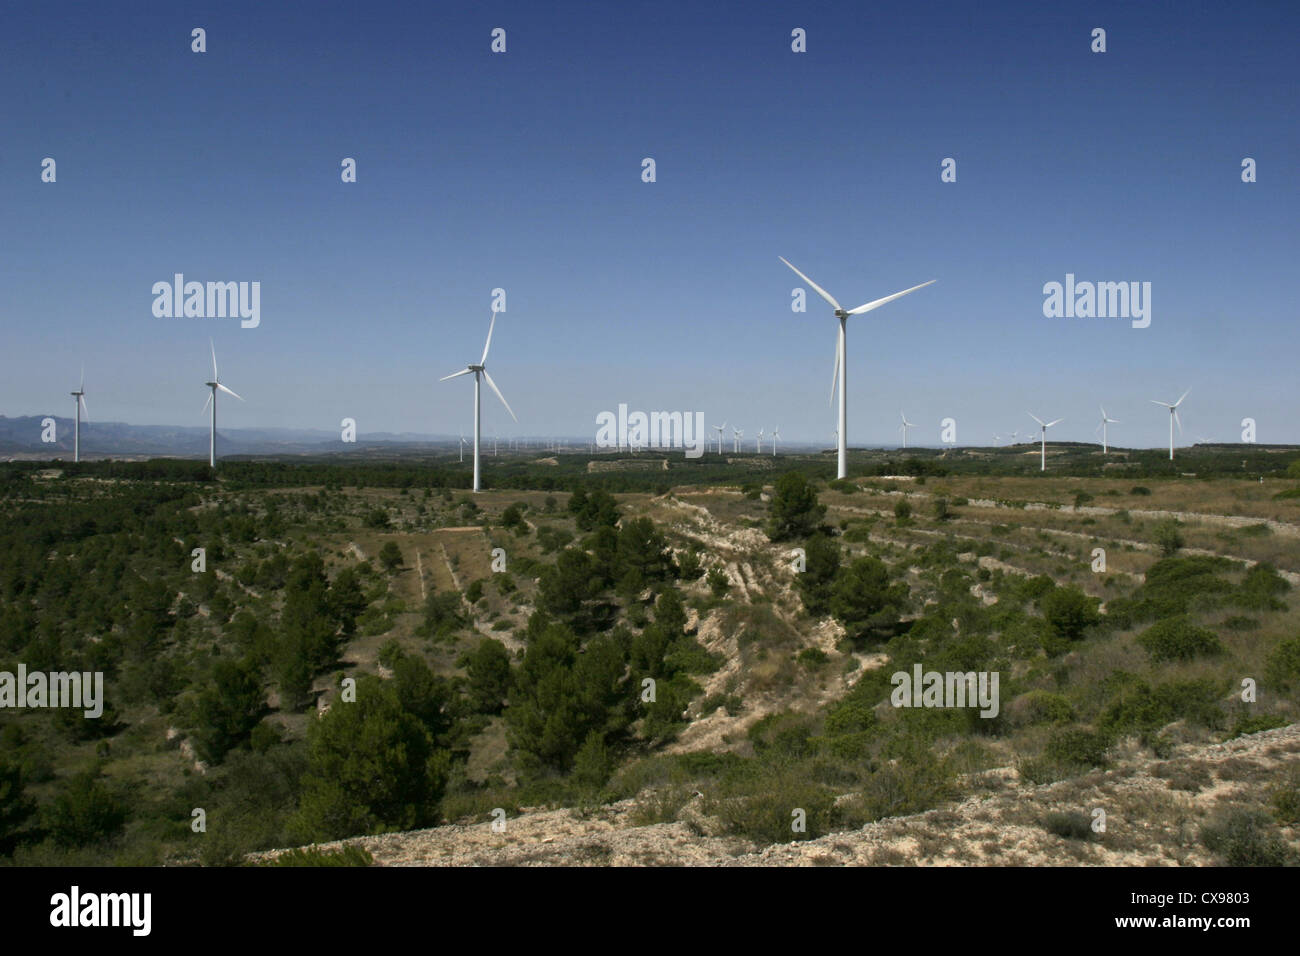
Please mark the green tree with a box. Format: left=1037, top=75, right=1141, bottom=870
left=830, top=557, right=909, bottom=639
left=766, top=473, right=826, bottom=542
left=1153, top=519, right=1185, bottom=557
left=379, top=541, right=404, bottom=573
left=0, top=758, right=35, bottom=851
left=797, top=533, right=841, bottom=616
left=1040, top=586, right=1101, bottom=641
left=44, top=767, right=128, bottom=848
left=291, top=675, right=448, bottom=843
left=461, top=638, right=512, bottom=714
left=189, top=657, right=265, bottom=764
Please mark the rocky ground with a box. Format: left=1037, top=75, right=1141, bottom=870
left=255, top=722, right=1300, bottom=867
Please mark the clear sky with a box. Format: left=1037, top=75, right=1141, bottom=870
left=2, top=0, right=1296, bottom=448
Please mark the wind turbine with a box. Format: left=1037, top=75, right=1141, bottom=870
left=1151, top=389, right=1189, bottom=460
left=202, top=339, right=243, bottom=468
left=441, top=313, right=517, bottom=492
left=779, top=257, right=936, bottom=479
left=1096, top=406, right=1120, bottom=455
left=1027, top=412, right=1063, bottom=472
left=899, top=411, right=917, bottom=449
left=459, top=432, right=465, bottom=462
left=712, top=421, right=727, bottom=455
left=756, top=428, right=764, bottom=453
left=733, top=427, right=742, bottom=453
left=70, top=368, right=88, bottom=463
left=771, top=426, right=780, bottom=456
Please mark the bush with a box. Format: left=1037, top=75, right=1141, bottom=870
left=706, top=567, right=730, bottom=598
left=1267, top=637, right=1300, bottom=686
left=268, top=844, right=374, bottom=866
left=1130, top=486, right=1152, bottom=496
left=1043, top=727, right=1110, bottom=769
left=1200, top=809, right=1293, bottom=866
left=766, top=473, right=827, bottom=542
left=894, top=499, right=912, bottom=522
left=1040, top=586, right=1100, bottom=641
left=1135, top=616, right=1223, bottom=662
left=1152, top=519, right=1184, bottom=556
left=1042, top=811, right=1094, bottom=840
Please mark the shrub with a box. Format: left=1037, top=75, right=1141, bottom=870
left=1042, top=811, right=1093, bottom=840
left=1044, top=727, right=1110, bottom=769
left=1152, top=519, right=1184, bottom=556
left=1135, top=616, right=1223, bottom=662
left=1040, top=586, right=1101, bottom=641
left=1200, top=810, right=1293, bottom=866
left=706, top=567, right=730, bottom=598
left=894, top=499, right=912, bottom=522
left=268, top=844, right=374, bottom=867
left=1267, top=637, right=1300, bottom=686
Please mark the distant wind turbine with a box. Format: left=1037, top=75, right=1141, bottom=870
left=899, top=411, right=917, bottom=449
left=733, top=427, right=742, bottom=454
left=1151, top=389, right=1190, bottom=460
left=70, top=367, right=88, bottom=463
left=771, top=426, right=780, bottom=456
left=779, top=256, right=936, bottom=479
left=756, top=428, right=764, bottom=453
left=1095, top=406, right=1120, bottom=455
left=712, top=421, right=727, bottom=455
left=202, top=339, right=243, bottom=468
left=441, top=312, right=517, bottom=492
left=1027, top=412, right=1063, bottom=472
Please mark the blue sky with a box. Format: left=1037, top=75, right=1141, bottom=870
left=2, top=0, right=1297, bottom=447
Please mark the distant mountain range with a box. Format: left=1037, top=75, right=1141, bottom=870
left=0, top=415, right=462, bottom=459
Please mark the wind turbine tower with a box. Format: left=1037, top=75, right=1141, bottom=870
left=779, top=257, right=936, bottom=479
left=1027, top=412, right=1063, bottom=472
left=441, top=313, right=517, bottom=491
left=70, top=368, right=88, bottom=463
left=202, top=340, right=244, bottom=468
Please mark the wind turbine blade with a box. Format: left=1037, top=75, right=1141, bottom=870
left=1094, top=421, right=1102, bottom=435
left=440, top=368, right=473, bottom=382
left=210, top=339, right=218, bottom=380
left=830, top=332, right=841, bottom=406
left=217, top=383, right=244, bottom=402
left=1174, top=388, right=1191, bottom=407
left=482, top=369, right=517, bottom=423
left=1151, top=400, right=1172, bottom=407
left=80, top=365, right=84, bottom=391
left=778, top=257, right=841, bottom=312
left=1174, top=410, right=1183, bottom=434
left=1046, top=419, right=1064, bottom=428
left=202, top=391, right=212, bottom=414
left=481, top=312, right=497, bottom=365
left=79, top=394, right=89, bottom=422
left=846, top=279, right=937, bottom=316
left=1028, top=413, right=1044, bottom=426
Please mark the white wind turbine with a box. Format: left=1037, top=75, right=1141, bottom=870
left=202, top=339, right=243, bottom=468
left=1151, top=389, right=1189, bottom=461
left=70, top=367, right=88, bottom=463
left=712, top=421, right=727, bottom=455
left=771, top=426, right=780, bottom=456
left=441, top=313, right=517, bottom=492
left=1027, top=412, right=1063, bottom=472
left=1095, top=406, right=1120, bottom=455
left=779, top=257, right=936, bottom=479
left=899, top=411, right=917, bottom=449
left=733, top=427, right=742, bottom=453
left=756, top=428, right=764, bottom=453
